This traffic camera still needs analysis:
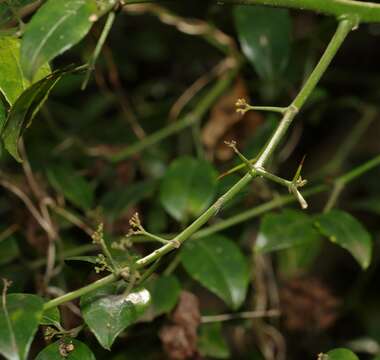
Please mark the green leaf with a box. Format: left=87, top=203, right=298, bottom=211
left=46, top=164, right=94, bottom=210
left=198, top=322, right=230, bottom=359
left=277, top=238, right=322, bottom=278
left=0, top=293, right=44, bottom=360
left=0, top=36, right=50, bottom=106
left=256, top=210, right=319, bottom=253
left=20, top=0, right=98, bottom=79
left=160, top=157, right=217, bottom=222
left=40, top=306, right=60, bottom=327
left=181, top=235, right=249, bottom=310
left=325, top=348, right=359, bottom=360
left=0, top=101, right=6, bottom=134
left=65, top=256, right=98, bottom=265
left=315, top=210, right=372, bottom=269
left=35, top=339, right=95, bottom=360
left=234, top=5, right=291, bottom=84
left=96, top=0, right=118, bottom=16
left=1, top=71, right=63, bottom=162
left=149, top=275, right=181, bottom=316
left=81, top=283, right=151, bottom=350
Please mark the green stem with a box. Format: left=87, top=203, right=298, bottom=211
left=42, top=18, right=354, bottom=310
left=42, top=151, right=380, bottom=311
left=136, top=18, right=354, bottom=267
left=219, top=0, right=380, bottom=23
left=292, top=18, right=358, bottom=110
left=319, top=104, right=376, bottom=177
left=324, top=153, right=380, bottom=212
left=246, top=106, right=287, bottom=114
left=82, top=11, right=116, bottom=90
left=339, top=153, right=380, bottom=185
left=255, top=17, right=356, bottom=168
left=44, top=273, right=118, bottom=310
left=193, top=185, right=327, bottom=239
left=109, top=67, right=239, bottom=162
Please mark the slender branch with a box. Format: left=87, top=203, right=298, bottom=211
left=44, top=274, right=118, bottom=310
left=324, top=153, right=380, bottom=211
left=124, top=4, right=238, bottom=58
left=43, top=18, right=355, bottom=310
left=319, top=102, right=376, bottom=177
left=236, top=98, right=287, bottom=115
left=33, top=151, right=380, bottom=277
left=201, top=309, right=280, bottom=323
left=82, top=11, right=116, bottom=90
left=125, top=18, right=355, bottom=267
left=218, top=0, right=380, bottom=23
left=42, top=152, right=380, bottom=312
left=0, top=224, right=19, bottom=243
left=338, top=153, right=380, bottom=185
left=193, top=185, right=327, bottom=239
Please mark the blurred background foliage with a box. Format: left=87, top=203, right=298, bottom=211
left=1, top=1, right=380, bottom=359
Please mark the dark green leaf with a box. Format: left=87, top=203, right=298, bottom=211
left=325, top=348, right=359, bottom=360
left=81, top=283, right=151, bottom=349
left=181, top=235, right=249, bottom=310
left=0, top=293, right=44, bottom=360
left=1, top=71, right=63, bottom=162
left=65, top=256, right=98, bottom=265
left=20, top=0, right=98, bottom=79
left=46, top=164, right=94, bottom=210
left=0, top=101, right=6, bottom=134
left=40, top=306, right=60, bottom=327
left=234, top=5, right=291, bottom=82
left=315, top=210, right=372, bottom=269
left=256, top=210, right=319, bottom=253
left=0, top=36, right=50, bottom=105
left=277, top=238, right=322, bottom=278
left=198, top=322, right=230, bottom=359
left=160, top=157, right=217, bottom=222
left=35, top=339, right=95, bottom=360
left=149, top=275, right=181, bottom=315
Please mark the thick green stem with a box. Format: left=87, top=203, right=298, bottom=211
left=292, top=18, right=357, bottom=109
left=219, top=0, right=380, bottom=23
left=43, top=18, right=355, bottom=310
left=42, top=151, right=380, bottom=311
left=44, top=273, right=118, bottom=310
left=38, top=151, right=380, bottom=283
left=255, top=17, right=355, bottom=167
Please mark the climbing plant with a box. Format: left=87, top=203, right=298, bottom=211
left=0, top=0, right=380, bottom=359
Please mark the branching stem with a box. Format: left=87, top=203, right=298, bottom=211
left=43, top=17, right=356, bottom=311
left=218, top=0, right=378, bottom=23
